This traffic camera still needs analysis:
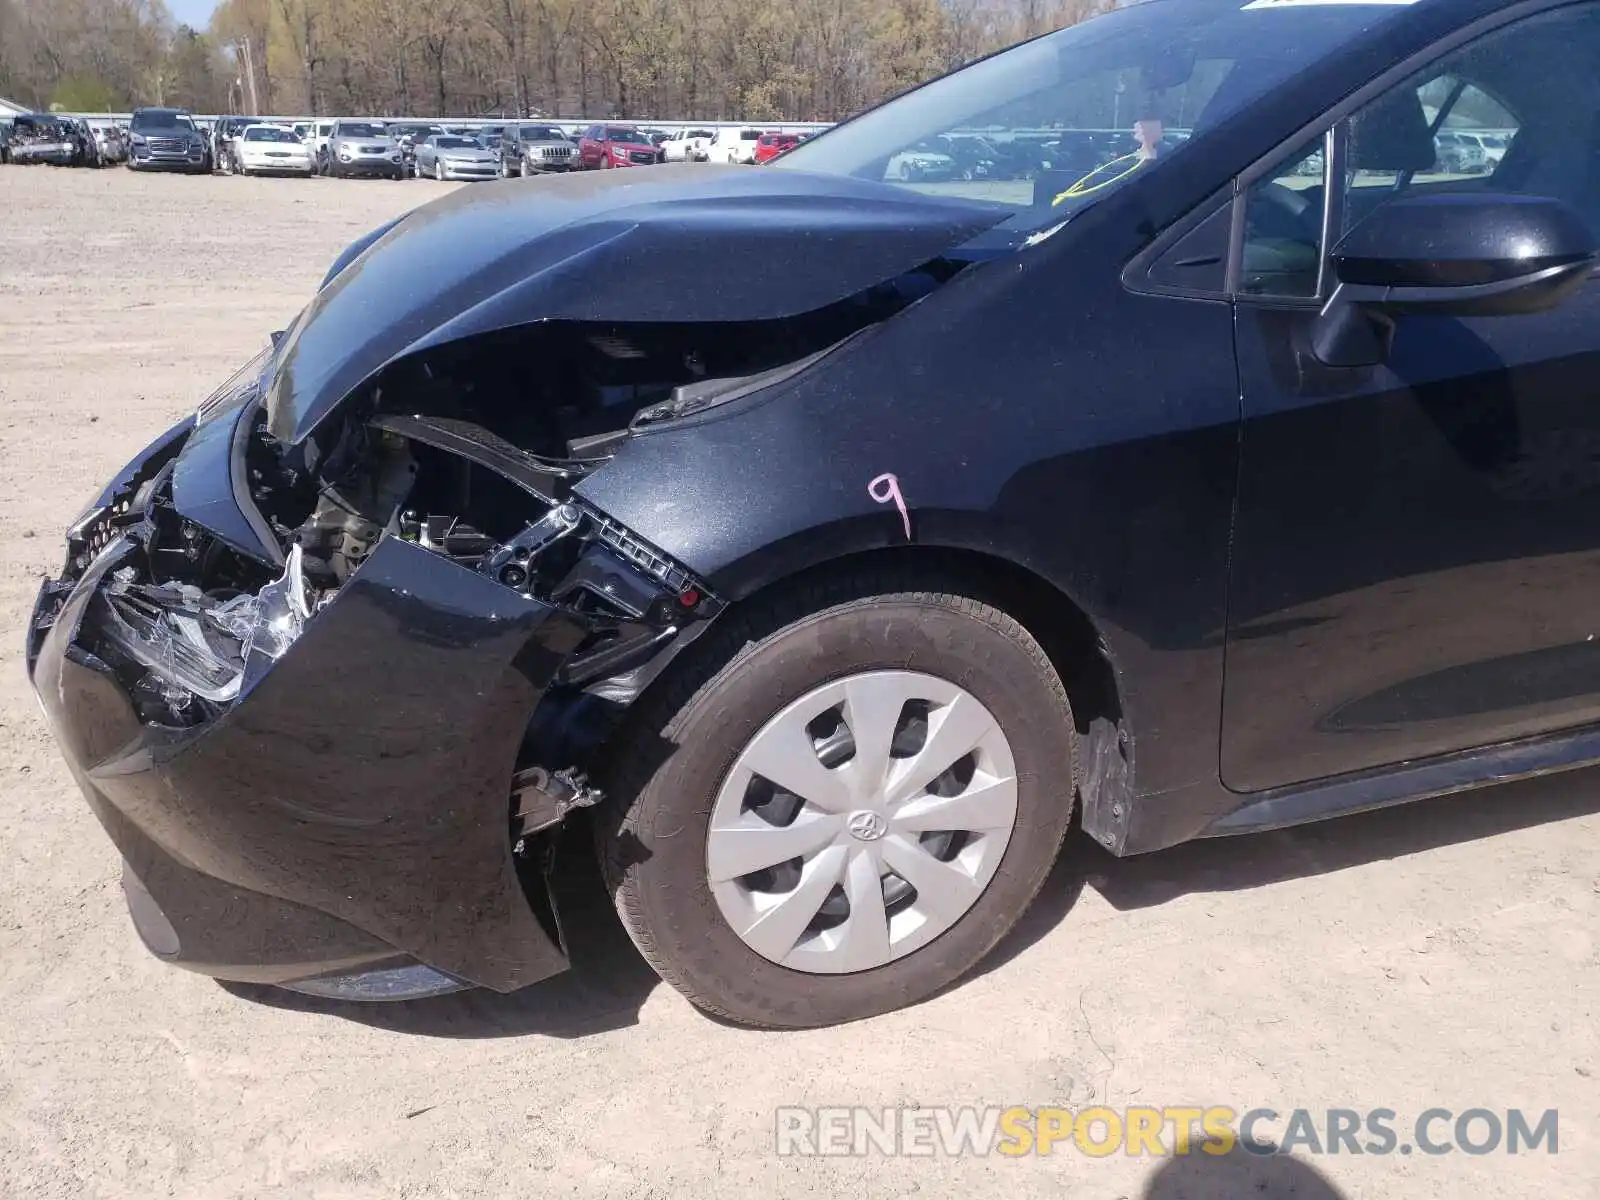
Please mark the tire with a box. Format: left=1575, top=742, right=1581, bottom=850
left=517, top=157, right=527, bottom=177
left=595, top=572, right=1077, bottom=1028
left=435, top=160, right=445, bottom=182
left=499, top=159, right=510, bottom=179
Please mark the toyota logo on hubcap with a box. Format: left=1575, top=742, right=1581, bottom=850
left=847, top=810, right=887, bottom=842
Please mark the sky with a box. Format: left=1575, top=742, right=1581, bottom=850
left=169, top=0, right=220, bottom=30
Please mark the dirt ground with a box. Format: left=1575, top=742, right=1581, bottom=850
left=1, top=166, right=1597, bottom=1200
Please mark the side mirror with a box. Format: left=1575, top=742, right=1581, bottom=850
left=1313, top=193, right=1597, bottom=367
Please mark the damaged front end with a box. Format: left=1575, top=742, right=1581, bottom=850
left=28, top=167, right=1006, bottom=1000
left=27, top=344, right=723, bottom=1000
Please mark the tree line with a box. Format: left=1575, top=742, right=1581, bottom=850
left=0, top=0, right=1113, bottom=121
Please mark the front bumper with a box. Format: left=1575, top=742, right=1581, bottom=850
left=130, top=148, right=208, bottom=171
left=243, top=155, right=315, bottom=174
left=14, top=143, right=76, bottom=165
left=334, top=155, right=404, bottom=175
left=26, top=410, right=590, bottom=999
left=439, top=160, right=500, bottom=181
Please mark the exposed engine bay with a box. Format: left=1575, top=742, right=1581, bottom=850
left=52, top=263, right=955, bottom=735
left=64, top=403, right=718, bottom=735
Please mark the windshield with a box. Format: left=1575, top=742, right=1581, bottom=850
left=775, top=0, right=1412, bottom=230
left=338, top=123, right=385, bottom=139
left=131, top=111, right=192, bottom=132
left=245, top=127, right=299, bottom=143
left=436, top=136, right=478, bottom=149
left=604, top=126, right=640, bottom=141
left=522, top=126, right=564, bottom=140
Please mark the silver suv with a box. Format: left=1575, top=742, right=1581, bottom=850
left=325, top=120, right=404, bottom=180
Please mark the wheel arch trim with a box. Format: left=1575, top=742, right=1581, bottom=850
left=692, top=519, right=1138, bottom=850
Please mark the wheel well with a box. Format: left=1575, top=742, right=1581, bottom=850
left=711, top=547, right=1133, bottom=848
left=576, top=544, right=1134, bottom=850
left=727, top=545, right=1122, bottom=737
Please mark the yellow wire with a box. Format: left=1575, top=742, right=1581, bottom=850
left=1052, top=153, right=1148, bottom=206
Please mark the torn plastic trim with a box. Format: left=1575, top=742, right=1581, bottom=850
left=368, top=413, right=593, bottom=501
left=628, top=322, right=878, bottom=432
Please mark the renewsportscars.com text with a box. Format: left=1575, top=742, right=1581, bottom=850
left=774, top=1106, right=1559, bottom=1158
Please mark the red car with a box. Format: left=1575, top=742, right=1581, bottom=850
left=753, top=131, right=800, bottom=164
left=577, top=124, right=661, bottom=169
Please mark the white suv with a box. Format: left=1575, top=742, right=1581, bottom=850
left=707, top=127, right=763, bottom=165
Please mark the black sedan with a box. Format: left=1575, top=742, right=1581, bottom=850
left=27, top=0, right=1600, bottom=1028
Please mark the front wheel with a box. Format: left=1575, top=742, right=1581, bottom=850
left=435, top=160, right=445, bottom=182
left=596, top=576, right=1076, bottom=1028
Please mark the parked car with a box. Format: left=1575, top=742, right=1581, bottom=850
left=414, top=133, right=499, bottom=181
left=324, top=120, right=405, bottom=179
left=885, top=140, right=959, bottom=182
left=292, top=122, right=313, bottom=143
left=212, top=116, right=254, bottom=174
left=126, top=107, right=209, bottom=173
left=4, top=114, right=78, bottom=166
left=753, top=131, right=801, bottom=164
left=661, top=128, right=715, bottom=163
left=307, top=120, right=336, bottom=170
left=706, top=126, right=763, bottom=164
left=476, top=125, right=507, bottom=149
left=1457, top=129, right=1510, bottom=166
left=936, top=133, right=1003, bottom=180
left=234, top=124, right=315, bottom=175
left=1434, top=130, right=1489, bottom=174
left=86, top=120, right=128, bottom=165
left=577, top=124, right=661, bottom=169
left=389, top=123, right=444, bottom=174
left=34, top=0, right=1600, bottom=1032
left=499, top=123, right=577, bottom=176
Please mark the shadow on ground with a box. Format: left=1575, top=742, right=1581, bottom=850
left=1142, top=1144, right=1347, bottom=1199
left=220, top=831, right=662, bottom=1038
left=227, top=765, right=1600, bottom=1037
left=975, top=762, right=1600, bottom=978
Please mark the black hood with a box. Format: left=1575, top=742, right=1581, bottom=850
left=263, top=164, right=1010, bottom=444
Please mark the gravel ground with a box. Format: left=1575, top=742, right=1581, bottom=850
left=1, top=166, right=1597, bottom=1200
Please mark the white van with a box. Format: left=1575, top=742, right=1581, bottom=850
left=707, top=127, right=763, bottom=165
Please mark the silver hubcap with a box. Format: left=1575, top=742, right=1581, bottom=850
left=706, top=671, right=1018, bottom=974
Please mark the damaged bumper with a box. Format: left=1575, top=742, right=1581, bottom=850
left=28, top=526, right=588, bottom=997
left=25, top=380, right=710, bottom=1000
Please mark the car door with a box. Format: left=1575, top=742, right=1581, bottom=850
left=1223, top=1, right=1600, bottom=793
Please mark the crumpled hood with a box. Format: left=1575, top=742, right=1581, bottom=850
left=263, top=164, right=1010, bottom=444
